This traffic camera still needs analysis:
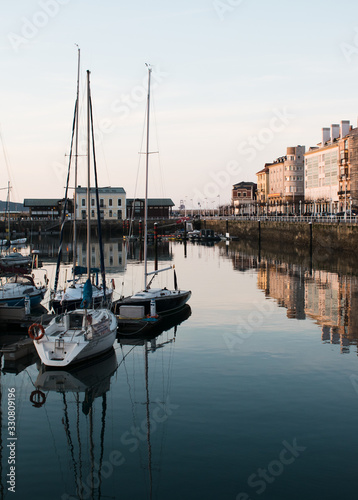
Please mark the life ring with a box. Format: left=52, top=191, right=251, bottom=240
left=28, top=323, right=45, bottom=340
left=30, top=389, right=46, bottom=408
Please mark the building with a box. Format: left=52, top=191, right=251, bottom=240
left=262, top=146, right=305, bottom=213
left=76, top=187, right=126, bottom=221
left=232, top=182, right=257, bottom=215
left=126, top=198, right=174, bottom=219
left=256, top=164, right=270, bottom=205
left=304, top=121, right=349, bottom=213
left=23, top=198, right=73, bottom=219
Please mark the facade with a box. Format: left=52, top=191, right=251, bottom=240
left=76, top=187, right=126, bottom=221
left=256, top=165, right=270, bottom=204
left=23, top=198, right=73, bottom=219
left=304, top=121, right=350, bottom=213
left=126, top=198, right=175, bottom=219
left=232, top=182, right=257, bottom=215
left=263, top=146, right=305, bottom=213
left=339, top=126, right=358, bottom=211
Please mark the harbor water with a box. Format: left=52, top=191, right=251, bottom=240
left=1, top=238, right=358, bottom=500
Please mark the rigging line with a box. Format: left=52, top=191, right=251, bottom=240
left=42, top=396, right=67, bottom=490
left=53, top=95, right=78, bottom=294
left=89, top=90, right=107, bottom=298
left=62, top=392, right=80, bottom=491
left=151, top=89, right=166, bottom=201
left=127, top=100, right=148, bottom=247
left=0, top=125, right=19, bottom=202
left=75, top=393, right=84, bottom=499
left=97, top=393, right=107, bottom=500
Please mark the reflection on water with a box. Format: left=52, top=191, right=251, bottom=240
left=222, top=241, right=358, bottom=354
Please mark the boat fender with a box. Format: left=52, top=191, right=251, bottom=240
left=87, top=315, right=92, bottom=325
left=111, top=278, right=115, bottom=289
left=28, top=323, right=45, bottom=341
left=30, top=389, right=46, bottom=408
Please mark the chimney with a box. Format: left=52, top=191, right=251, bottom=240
left=340, top=120, right=350, bottom=138
left=322, top=128, right=330, bottom=145
left=331, top=124, right=340, bottom=143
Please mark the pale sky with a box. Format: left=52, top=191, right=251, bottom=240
left=1, top=0, right=358, bottom=209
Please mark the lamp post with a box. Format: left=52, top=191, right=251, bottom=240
left=299, top=200, right=302, bottom=218
left=266, top=202, right=268, bottom=217
left=190, top=198, right=193, bottom=217
left=217, top=194, right=220, bottom=217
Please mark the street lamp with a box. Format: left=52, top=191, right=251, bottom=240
left=217, top=194, right=220, bottom=217
left=299, top=200, right=302, bottom=218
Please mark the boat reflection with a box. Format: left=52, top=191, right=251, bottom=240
left=29, top=349, right=118, bottom=499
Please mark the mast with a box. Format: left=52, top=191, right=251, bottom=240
left=144, top=65, right=152, bottom=290
left=86, top=70, right=91, bottom=282
left=72, top=46, right=80, bottom=285
left=6, top=181, right=10, bottom=244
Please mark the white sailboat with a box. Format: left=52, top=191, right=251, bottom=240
left=30, top=69, right=117, bottom=368
left=113, top=65, right=191, bottom=320
left=50, top=48, right=112, bottom=314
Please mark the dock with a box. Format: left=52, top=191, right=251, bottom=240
left=0, top=304, right=54, bottom=330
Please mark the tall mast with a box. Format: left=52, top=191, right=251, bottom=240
left=86, top=70, right=91, bottom=282
left=6, top=181, right=10, bottom=242
left=72, top=46, right=80, bottom=285
left=144, top=65, right=152, bottom=290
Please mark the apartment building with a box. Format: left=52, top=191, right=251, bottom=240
left=304, top=121, right=349, bottom=213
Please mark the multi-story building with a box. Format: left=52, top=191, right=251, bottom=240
left=283, top=146, right=305, bottom=211
left=76, top=187, right=126, bottom=221
left=304, top=121, right=352, bottom=213
left=232, top=181, right=257, bottom=215
left=256, top=164, right=270, bottom=205
left=265, top=146, right=305, bottom=213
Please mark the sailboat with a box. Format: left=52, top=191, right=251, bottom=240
left=50, top=48, right=112, bottom=314
left=112, top=65, right=191, bottom=319
left=30, top=70, right=117, bottom=368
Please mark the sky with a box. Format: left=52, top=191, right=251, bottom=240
left=1, top=0, right=358, bottom=210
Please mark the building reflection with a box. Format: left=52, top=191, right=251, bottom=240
left=227, top=245, right=358, bottom=354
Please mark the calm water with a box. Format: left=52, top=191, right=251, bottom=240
left=1, top=238, right=358, bottom=500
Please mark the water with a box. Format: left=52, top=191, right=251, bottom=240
left=1, top=238, right=358, bottom=500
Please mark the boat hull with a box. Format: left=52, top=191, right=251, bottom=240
left=50, top=291, right=112, bottom=314
left=112, top=289, right=191, bottom=316
left=33, top=309, right=117, bottom=367
left=0, top=290, right=45, bottom=308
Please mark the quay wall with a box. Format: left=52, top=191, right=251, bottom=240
left=203, top=219, right=358, bottom=254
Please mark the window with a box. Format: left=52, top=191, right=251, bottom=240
left=91, top=198, right=95, bottom=206
left=81, top=198, right=85, bottom=207
left=117, top=198, right=122, bottom=206
left=100, top=199, right=104, bottom=208
left=109, top=199, right=113, bottom=207
left=109, top=210, right=112, bottom=218
left=117, top=210, right=122, bottom=220
left=91, top=210, right=95, bottom=218
left=81, top=210, right=86, bottom=219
